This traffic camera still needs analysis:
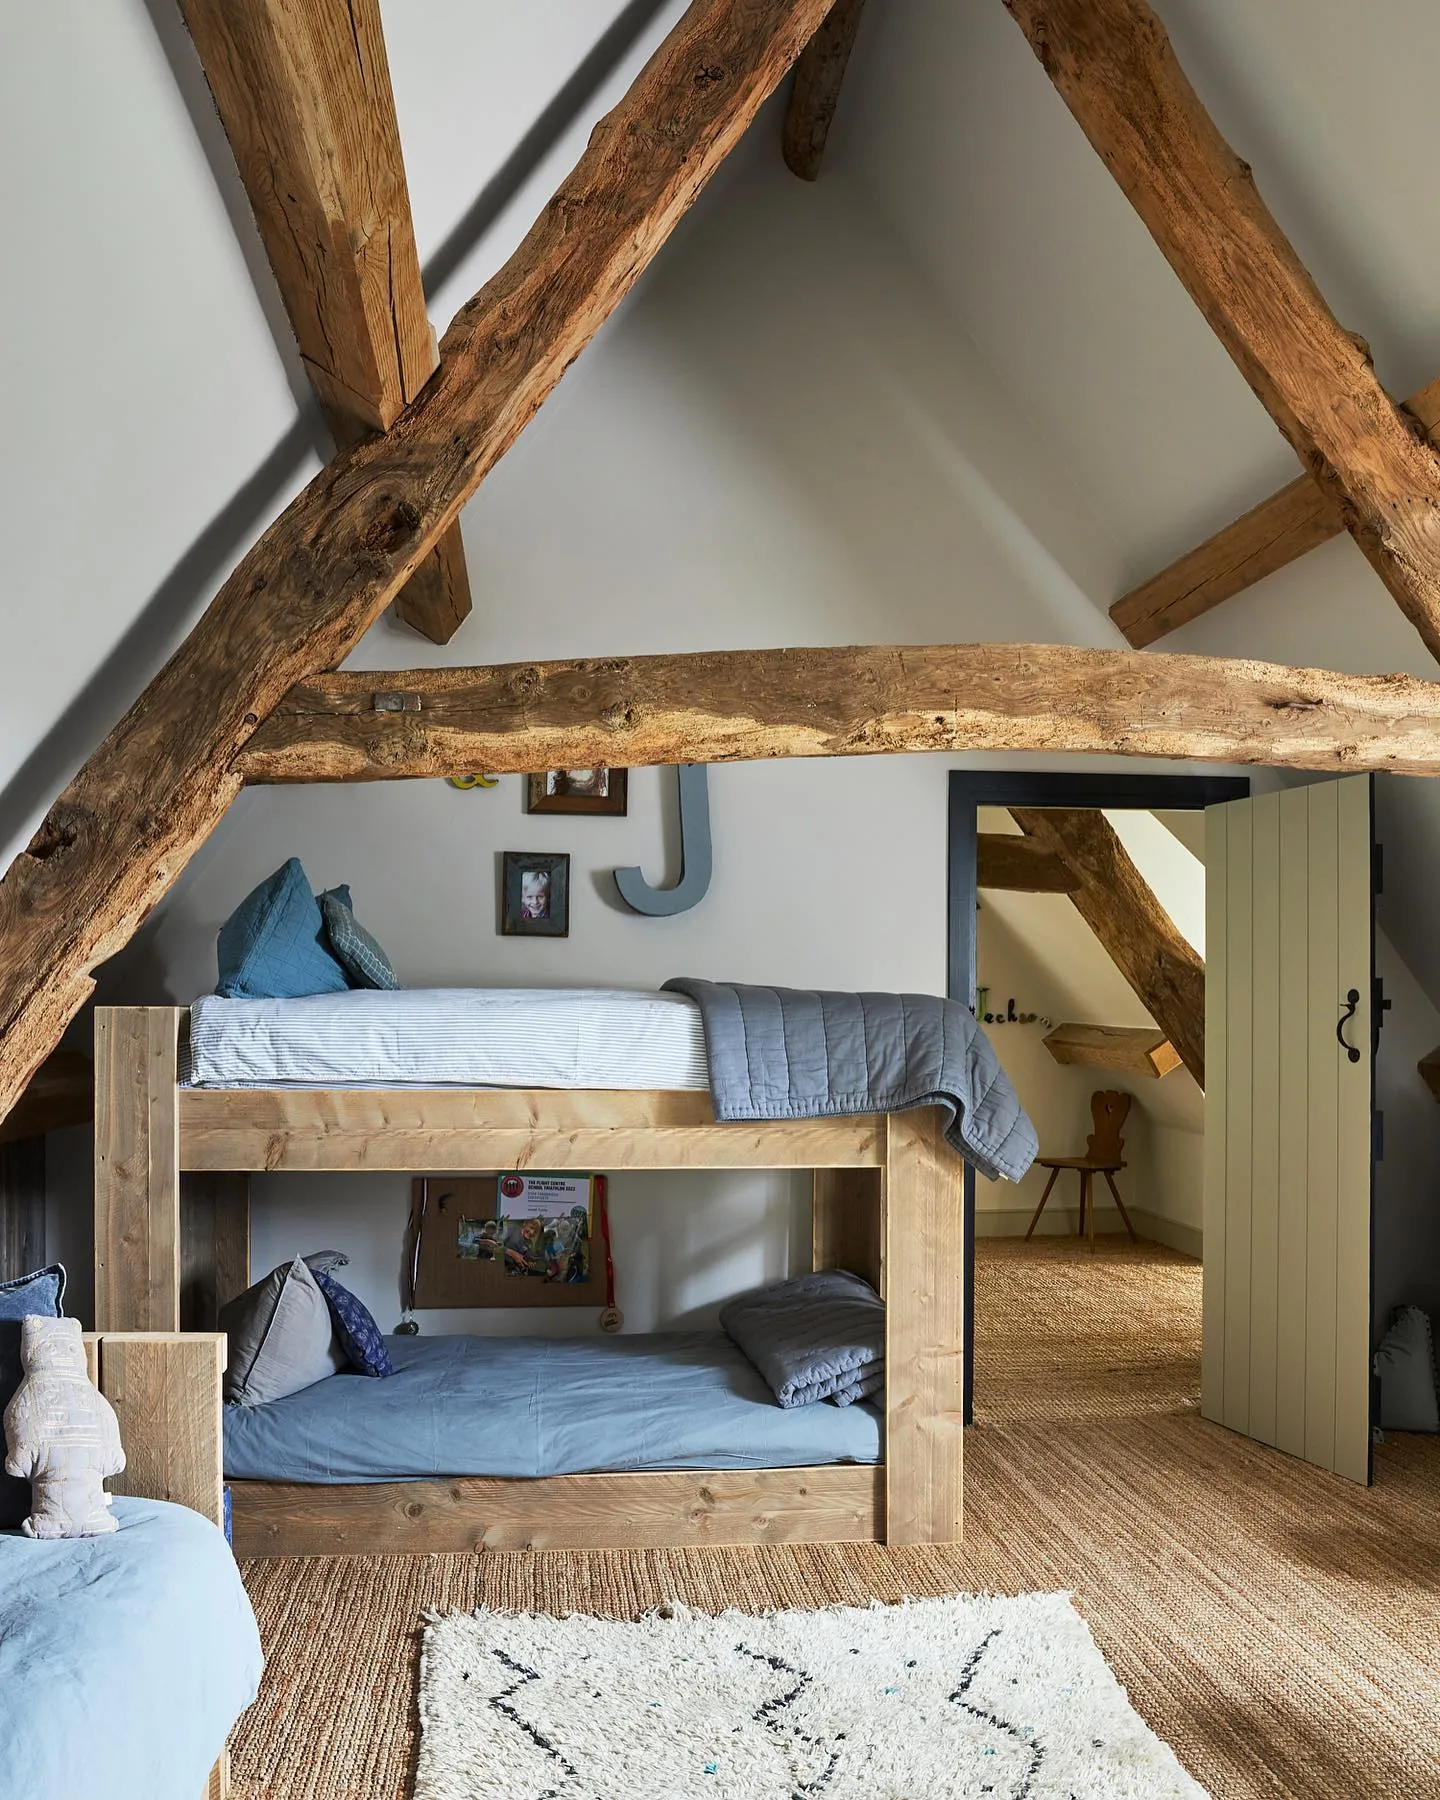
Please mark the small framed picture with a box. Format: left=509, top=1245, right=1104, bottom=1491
left=501, top=851, right=570, bottom=937
left=526, top=767, right=628, bottom=816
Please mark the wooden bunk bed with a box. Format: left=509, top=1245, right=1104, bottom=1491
left=93, top=1006, right=964, bottom=1559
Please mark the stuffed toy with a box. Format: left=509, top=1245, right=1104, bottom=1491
left=3, top=1316, right=125, bottom=1537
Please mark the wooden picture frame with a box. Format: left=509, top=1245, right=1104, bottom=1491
left=526, top=767, right=628, bottom=815
left=501, top=851, right=570, bottom=937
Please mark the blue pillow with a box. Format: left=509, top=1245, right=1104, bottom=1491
left=311, top=1269, right=394, bottom=1377
left=216, top=858, right=352, bottom=998
left=0, top=1264, right=67, bottom=1530
left=321, top=891, right=400, bottom=990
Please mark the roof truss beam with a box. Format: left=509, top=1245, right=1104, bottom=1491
left=1003, top=0, right=1440, bottom=664
left=235, top=644, right=1440, bottom=783
left=1010, top=807, right=1205, bottom=1084
left=1113, top=374, right=1440, bottom=647
left=782, top=0, right=866, bottom=179
left=179, top=0, right=472, bottom=644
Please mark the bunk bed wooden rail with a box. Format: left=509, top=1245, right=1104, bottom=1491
left=94, top=1006, right=964, bottom=1553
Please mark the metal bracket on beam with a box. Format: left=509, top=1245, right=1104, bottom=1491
left=372, top=692, right=422, bottom=713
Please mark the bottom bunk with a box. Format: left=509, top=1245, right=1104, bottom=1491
left=226, top=1329, right=885, bottom=1557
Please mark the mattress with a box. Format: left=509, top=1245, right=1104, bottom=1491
left=222, top=1331, right=882, bottom=1482
left=187, top=986, right=710, bottom=1089
left=0, top=1497, right=263, bottom=1800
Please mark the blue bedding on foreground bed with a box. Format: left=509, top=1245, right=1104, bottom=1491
left=0, top=1497, right=262, bottom=1800
left=223, top=1330, right=883, bottom=1482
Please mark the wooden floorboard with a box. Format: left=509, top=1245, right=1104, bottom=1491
left=230, top=1239, right=1440, bottom=1800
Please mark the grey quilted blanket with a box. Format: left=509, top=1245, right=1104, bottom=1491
left=720, top=1270, right=884, bottom=1408
left=663, top=979, right=1037, bottom=1182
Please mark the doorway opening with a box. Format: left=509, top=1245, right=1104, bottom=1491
left=947, top=771, right=1246, bottom=1436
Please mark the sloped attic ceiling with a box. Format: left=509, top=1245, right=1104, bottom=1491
left=832, top=0, right=1440, bottom=1002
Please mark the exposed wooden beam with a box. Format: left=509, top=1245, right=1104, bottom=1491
left=0, top=1051, right=93, bottom=1147
left=977, top=831, right=1079, bottom=893
left=1043, top=1022, right=1181, bottom=1080
left=178, top=0, right=472, bottom=644
left=1003, top=0, right=1440, bottom=664
left=237, top=642, right=1440, bottom=784
left=0, top=0, right=839, bottom=1128
left=782, top=0, right=866, bottom=179
left=1010, top=807, right=1205, bottom=1085
left=1114, top=375, right=1440, bottom=647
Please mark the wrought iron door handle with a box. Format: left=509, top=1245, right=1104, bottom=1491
left=1336, top=990, right=1361, bottom=1063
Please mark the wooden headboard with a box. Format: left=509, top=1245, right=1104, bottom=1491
left=82, top=1331, right=226, bottom=1530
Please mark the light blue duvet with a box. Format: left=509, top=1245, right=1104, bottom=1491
left=0, top=1497, right=262, bottom=1800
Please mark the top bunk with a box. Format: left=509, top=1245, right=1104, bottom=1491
left=95, top=983, right=1036, bottom=1178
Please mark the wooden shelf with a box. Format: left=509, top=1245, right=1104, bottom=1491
left=1043, top=1023, right=1181, bottom=1080
left=0, top=1050, right=93, bottom=1145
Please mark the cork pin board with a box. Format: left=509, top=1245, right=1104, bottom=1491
left=407, top=1175, right=598, bottom=1309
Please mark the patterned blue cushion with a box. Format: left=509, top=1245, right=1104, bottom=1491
left=216, top=858, right=352, bottom=999
left=0, top=1263, right=67, bottom=1529
left=320, top=892, right=400, bottom=991
left=312, top=1269, right=394, bottom=1377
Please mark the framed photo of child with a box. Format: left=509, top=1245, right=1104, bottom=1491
left=500, top=851, right=570, bottom=937
left=526, top=767, right=628, bottom=816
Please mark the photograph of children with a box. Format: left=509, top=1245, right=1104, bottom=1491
left=500, top=850, right=570, bottom=937
left=456, top=1217, right=504, bottom=1262
left=526, top=766, right=628, bottom=816
left=497, top=1207, right=590, bottom=1284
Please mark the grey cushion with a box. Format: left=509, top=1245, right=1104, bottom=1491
left=1374, top=1305, right=1439, bottom=1433
left=219, top=1258, right=344, bottom=1408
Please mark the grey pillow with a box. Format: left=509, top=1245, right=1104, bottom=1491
left=1374, top=1305, right=1439, bottom=1433
left=219, top=1257, right=344, bottom=1407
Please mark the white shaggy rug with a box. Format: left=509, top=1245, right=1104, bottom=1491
left=415, top=1592, right=1209, bottom=1800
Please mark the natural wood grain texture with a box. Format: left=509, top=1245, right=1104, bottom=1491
left=231, top=1465, right=882, bottom=1557
left=239, top=643, right=1440, bottom=784
left=0, top=0, right=835, bottom=1131
left=203, top=1751, right=230, bottom=1800
left=976, top=831, right=1079, bottom=892
left=176, top=0, right=471, bottom=644
left=0, top=1137, right=45, bottom=1282
left=98, top=1332, right=226, bottom=1529
left=812, top=1168, right=883, bottom=1292
left=1042, top=1022, right=1181, bottom=1078
left=883, top=1109, right=964, bottom=1545
left=94, top=1009, right=182, bottom=1331
left=1003, top=0, right=1440, bottom=663
left=0, top=1050, right=92, bottom=1145
left=1113, top=373, right=1440, bottom=646
left=180, top=1173, right=252, bottom=1329
left=1012, top=808, right=1206, bottom=1086
left=179, top=1084, right=883, bottom=1171
left=782, top=0, right=865, bottom=179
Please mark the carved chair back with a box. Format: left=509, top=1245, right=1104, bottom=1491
left=1085, top=1090, right=1131, bottom=1166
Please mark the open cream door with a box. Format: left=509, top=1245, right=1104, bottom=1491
left=1203, top=776, right=1374, bottom=1484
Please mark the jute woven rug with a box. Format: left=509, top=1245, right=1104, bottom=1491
left=415, top=1593, right=1208, bottom=1800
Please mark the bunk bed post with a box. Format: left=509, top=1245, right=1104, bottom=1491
left=95, top=1007, right=183, bottom=1331
left=882, top=1107, right=964, bottom=1544
left=812, top=1168, right=883, bottom=1292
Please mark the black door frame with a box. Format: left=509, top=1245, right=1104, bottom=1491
left=947, top=769, right=1250, bottom=1423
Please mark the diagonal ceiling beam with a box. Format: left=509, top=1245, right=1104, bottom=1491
left=234, top=644, right=1440, bottom=783
left=1010, top=807, right=1205, bottom=1085
left=178, top=0, right=472, bottom=645
left=0, top=0, right=843, bottom=1126
left=1002, top=0, right=1440, bottom=665
left=782, top=0, right=866, bottom=179
left=1113, top=373, right=1440, bottom=647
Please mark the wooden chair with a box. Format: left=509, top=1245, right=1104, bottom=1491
left=1027, top=1089, right=1137, bottom=1247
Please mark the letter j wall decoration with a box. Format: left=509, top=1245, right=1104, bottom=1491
left=614, top=765, right=712, bottom=916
